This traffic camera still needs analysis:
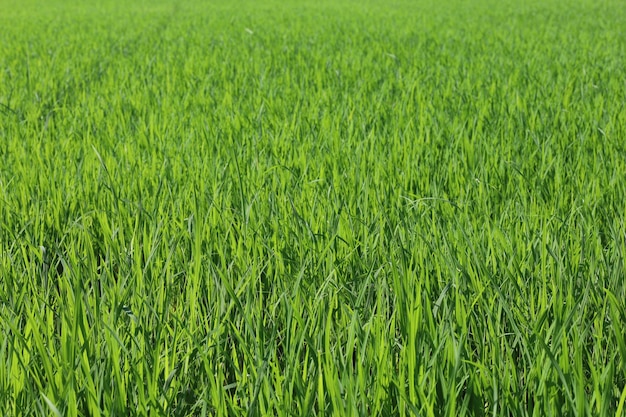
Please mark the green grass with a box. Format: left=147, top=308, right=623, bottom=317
left=1, top=0, right=626, bottom=415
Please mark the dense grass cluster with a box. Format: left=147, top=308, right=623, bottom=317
left=1, top=0, right=626, bottom=415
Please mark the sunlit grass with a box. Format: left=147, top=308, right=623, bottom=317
left=1, top=0, right=625, bottom=415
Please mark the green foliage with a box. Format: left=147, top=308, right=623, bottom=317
left=1, top=0, right=625, bottom=415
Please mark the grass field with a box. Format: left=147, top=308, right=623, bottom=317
left=1, top=0, right=626, bottom=415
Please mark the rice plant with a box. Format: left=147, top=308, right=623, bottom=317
left=1, top=0, right=625, bottom=415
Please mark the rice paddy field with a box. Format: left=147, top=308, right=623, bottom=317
left=1, top=0, right=626, bottom=415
